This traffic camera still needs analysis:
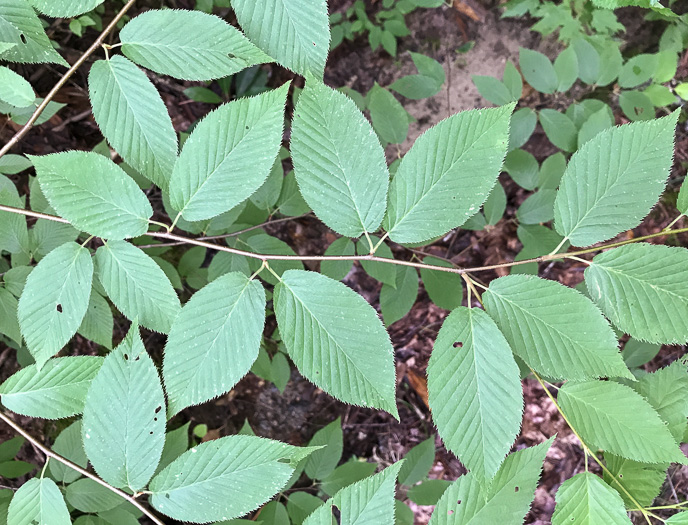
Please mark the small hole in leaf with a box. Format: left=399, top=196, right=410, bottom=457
left=453, top=341, right=463, bottom=348
left=245, top=126, right=249, bottom=130
left=514, top=486, right=519, bottom=492
left=619, top=473, right=623, bottom=478
left=134, top=356, right=140, bottom=361
left=123, top=354, right=129, bottom=361
left=155, top=406, right=162, bottom=413
left=634, top=106, right=644, bottom=116
left=164, top=493, right=171, bottom=499
left=149, top=431, right=153, bottom=435
left=457, top=500, right=461, bottom=505
left=228, top=52, right=236, bottom=59
left=154, top=417, right=158, bottom=422
left=56, top=304, right=63, bottom=313
left=20, top=34, right=26, bottom=44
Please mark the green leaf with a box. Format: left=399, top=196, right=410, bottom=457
left=0, top=189, right=28, bottom=254
left=0, top=0, right=67, bottom=65
left=306, top=462, right=402, bottom=525
left=472, top=76, right=514, bottom=106
left=320, top=460, right=378, bottom=497
left=398, top=436, right=435, bottom=486
left=407, top=479, right=451, bottom=505
left=183, top=86, right=222, bottom=104
left=305, top=417, right=343, bottom=480
left=2, top=265, right=31, bottom=298
left=0, top=356, right=103, bottom=419
left=77, top=289, right=113, bottom=349
left=578, top=107, right=614, bottom=147
left=28, top=0, right=104, bottom=17
left=232, top=0, right=329, bottom=78
left=558, top=380, right=687, bottom=464
left=380, top=265, right=418, bottom=326
left=149, top=435, right=316, bottom=523
left=0, top=154, right=31, bottom=175
left=367, top=84, right=409, bottom=144
left=29, top=219, right=79, bottom=259
left=274, top=270, right=398, bottom=417
left=95, top=240, right=180, bottom=333
left=603, top=454, right=667, bottom=508
left=90, top=66, right=175, bottom=192
left=169, top=84, right=288, bottom=221
left=121, top=9, right=270, bottom=81
left=572, top=38, right=601, bottom=85
left=516, top=189, right=556, bottom=224
left=554, top=111, right=678, bottom=246
left=668, top=512, right=688, bottom=524
left=622, top=338, right=660, bottom=368
left=30, top=151, right=153, bottom=239
left=0, top=66, right=33, bottom=107
left=619, top=53, right=658, bottom=89
left=17, top=242, right=93, bottom=367
left=288, top=492, right=325, bottom=525
left=0, top=288, right=20, bottom=345
left=7, top=478, right=70, bottom=525
left=428, top=307, right=523, bottom=480
left=163, top=272, right=266, bottom=415
left=551, top=472, right=632, bottom=525
left=49, top=420, right=88, bottom=484
left=483, top=275, right=631, bottom=380
left=291, top=81, right=389, bottom=237
left=597, top=44, right=623, bottom=86
left=82, top=323, right=165, bottom=491
left=519, top=47, right=557, bottom=94
left=503, top=149, right=539, bottom=190
left=65, top=478, right=122, bottom=513
left=539, top=109, right=578, bottom=152
left=508, top=107, right=537, bottom=151
left=430, top=438, right=553, bottom=524
left=678, top=179, right=688, bottom=215
left=554, top=46, right=578, bottom=92
left=585, top=244, right=688, bottom=344
left=503, top=61, right=523, bottom=100
left=619, top=90, right=655, bottom=121
left=419, top=256, right=463, bottom=311
left=538, top=152, right=566, bottom=190
left=357, top=236, right=396, bottom=287
left=390, top=52, right=445, bottom=99
left=484, top=181, right=506, bottom=225
left=635, top=359, right=688, bottom=442
left=155, top=422, right=190, bottom=476
left=384, top=103, right=514, bottom=243
left=320, top=237, right=355, bottom=281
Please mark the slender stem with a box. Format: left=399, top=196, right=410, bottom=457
left=264, top=262, right=283, bottom=283
left=566, top=255, right=590, bottom=265
left=548, top=238, right=568, bottom=256
left=0, top=410, right=166, bottom=525
left=249, top=260, right=267, bottom=280
left=363, top=231, right=375, bottom=254
left=664, top=214, right=684, bottom=232
left=0, top=0, right=138, bottom=161
left=1, top=204, right=687, bottom=277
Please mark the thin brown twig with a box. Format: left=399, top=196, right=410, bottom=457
left=0, top=410, right=166, bottom=525
left=0, top=0, right=137, bottom=160
left=1, top=204, right=687, bottom=276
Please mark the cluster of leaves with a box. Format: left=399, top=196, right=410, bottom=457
left=329, top=0, right=443, bottom=56
left=1, top=0, right=688, bottom=524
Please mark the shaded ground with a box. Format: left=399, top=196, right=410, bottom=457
left=1, top=1, right=688, bottom=524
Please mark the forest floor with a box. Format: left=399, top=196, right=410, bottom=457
left=1, top=1, right=688, bottom=524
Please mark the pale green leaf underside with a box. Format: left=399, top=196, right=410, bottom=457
left=30, top=151, right=152, bottom=239
left=428, top=307, right=523, bottom=480
left=89, top=55, right=178, bottom=190
left=0, top=0, right=67, bottom=65
left=430, top=438, right=552, bottom=524
left=77, top=289, right=114, bottom=349
left=384, top=104, right=514, bottom=243
left=95, top=241, right=181, bottom=334
left=232, top=0, right=330, bottom=78
left=163, top=272, right=266, bottom=416
left=0, top=356, right=103, bottom=419
left=120, top=9, right=271, bottom=81
left=304, top=418, right=343, bottom=480
left=28, top=0, right=104, bottom=17
left=82, top=324, right=165, bottom=491
left=0, top=288, right=21, bottom=345
left=304, top=462, right=402, bottom=525
left=291, top=81, right=389, bottom=237
left=49, top=420, right=88, bottom=484
left=149, top=435, right=313, bottom=523
left=483, top=275, right=631, bottom=381
left=558, top=381, right=687, bottom=464
left=7, top=478, right=70, bottom=525
left=275, top=270, right=398, bottom=417
left=554, top=112, right=678, bottom=246
left=551, top=472, right=631, bottom=525
left=169, top=84, right=287, bottom=221
left=586, top=244, right=688, bottom=344
left=17, top=242, right=93, bottom=368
